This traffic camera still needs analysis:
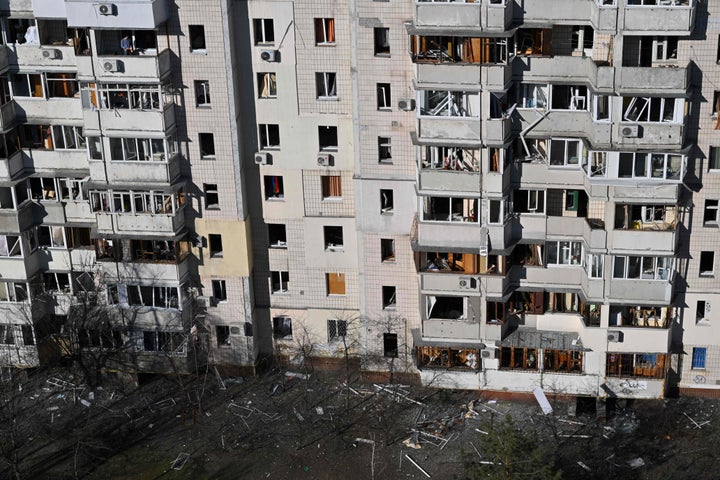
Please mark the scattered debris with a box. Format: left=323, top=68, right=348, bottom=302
left=577, top=461, right=591, bottom=472
left=683, top=412, right=710, bottom=429
left=628, top=457, right=645, bottom=469
left=373, top=384, right=424, bottom=405
left=405, top=454, right=431, bottom=478
left=80, top=399, right=91, bottom=408
left=170, top=453, right=189, bottom=470
left=285, top=371, right=310, bottom=380
left=532, top=387, right=553, bottom=415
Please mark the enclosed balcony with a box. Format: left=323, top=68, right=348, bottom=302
left=88, top=137, right=180, bottom=185
left=417, top=91, right=481, bottom=142
left=622, top=0, right=696, bottom=35
left=65, top=0, right=170, bottom=29
left=77, top=49, right=171, bottom=83
left=0, top=141, right=23, bottom=179
left=417, top=146, right=481, bottom=194
left=412, top=0, right=512, bottom=31
left=614, top=96, right=685, bottom=150
left=97, top=239, right=191, bottom=283
left=8, top=19, right=86, bottom=69
left=611, top=204, right=679, bottom=255
left=0, top=200, right=34, bottom=234
left=418, top=251, right=497, bottom=294
left=91, top=185, right=186, bottom=238
left=619, top=37, right=689, bottom=95
left=604, top=353, right=668, bottom=398
left=520, top=0, right=617, bottom=32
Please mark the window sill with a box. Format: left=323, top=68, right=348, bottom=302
left=374, top=53, right=391, bottom=58
left=703, top=222, right=719, bottom=228
left=379, top=159, right=393, bottom=165
left=315, top=43, right=336, bottom=47
left=190, top=49, right=208, bottom=55
left=259, top=96, right=277, bottom=100
left=317, top=97, right=339, bottom=102
left=325, top=247, right=344, bottom=252
left=383, top=306, right=397, bottom=311
left=271, top=291, right=290, bottom=295
left=378, top=107, right=392, bottom=112
left=206, top=206, right=221, bottom=211
left=322, top=197, right=342, bottom=202
left=261, top=147, right=280, bottom=151
left=265, top=197, right=285, bottom=202
left=382, top=258, right=396, bottom=263
left=697, top=320, right=710, bottom=326
left=196, top=104, right=212, bottom=109
left=319, top=147, right=338, bottom=153
left=210, top=254, right=224, bottom=259
left=327, top=294, right=347, bottom=297
left=699, top=273, right=715, bottom=278
left=381, top=210, right=394, bottom=215
left=201, top=156, right=216, bottom=160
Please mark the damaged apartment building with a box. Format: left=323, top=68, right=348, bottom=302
left=1, top=0, right=720, bottom=401
left=0, top=0, right=255, bottom=380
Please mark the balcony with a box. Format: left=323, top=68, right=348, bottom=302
left=13, top=97, right=82, bottom=123
left=508, top=265, right=585, bottom=291
left=64, top=201, right=94, bottom=224
left=513, top=161, right=586, bottom=188
left=484, top=116, right=511, bottom=145
left=612, top=184, right=680, bottom=203
left=608, top=279, right=672, bottom=304
left=547, top=216, right=606, bottom=250
left=0, top=150, right=23, bottom=179
left=65, top=0, right=170, bottom=29
left=0, top=254, right=39, bottom=280
left=83, top=104, right=176, bottom=136
left=623, top=1, right=696, bottom=35
left=100, top=255, right=190, bottom=283
left=517, top=110, right=613, bottom=146
left=610, top=228, right=678, bottom=255
left=602, top=377, right=664, bottom=399
left=38, top=200, right=66, bottom=224
left=0, top=202, right=35, bottom=233
left=613, top=122, right=684, bottom=150
left=32, top=0, right=67, bottom=18
left=415, top=63, right=481, bottom=88
left=413, top=0, right=511, bottom=31
left=482, top=273, right=509, bottom=298
left=76, top=49, right=171, bottom=83
left=89, top=156, right=180, bottom=185
left=95, top=210, right=185, bottom=238
left=419, top=271, right=482, bottom=294
left=418, top=169, right=481, bottom=194
left=514, top=56, right=614, bottom=92
left=484, top=169, right=510, bottom=196
left=23, top=149, right=88, bottom=173
left=12, top=44, right=77, bottom=69
left=415, top=220, right=487, bottom=252
left=616, top=66, right=688, bottom=96
left=418, top=116, right=481, bottom=143
left=0, top=101, right=17, bottom=134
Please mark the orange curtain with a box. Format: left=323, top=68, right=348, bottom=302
left=327, top=18, right=335, bottom=43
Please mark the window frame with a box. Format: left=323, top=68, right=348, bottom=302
left=691, top=347, right=707, bottom=370
left=315, top=72, right=337, bottom=99
left=271, top=271, right=290, bottom=294
left=212, top=279, right=227, bottom=302
left=199, top=133, right=216, bottom=159
left=189, top=25, right=207, bottom=52
left=195, top=80, right=211, bottom=107
left=314, top=18, right=336, bottom=46
left=258, top=72, right=277, bottom=99
left=203, top=183, right=219, bottom=210
left=699, top=251, right=715, bottom=277
left=253, top=18, right=275, bottom=45
left=376, top=82, right=391, bottom=110
left=259, top=124, right=280, bottom=149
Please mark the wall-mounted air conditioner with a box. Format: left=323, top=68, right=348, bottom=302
left=41, top=49, right=60, bottom=60
left=607, top=330, right=623, bottom=343
left=94, top=3, right=115, bottom=15
left=481, top=349, right=496, bottom=359
left=398, top=98, right=416, bottom=111
left=102, top=60, right=120, bottom=72
left=260, top=49, right=278, bottom=62
left=254, top=152, right=271, bottom=165
left=317, top=153, right=333, bottom=167
left=621, top=125, right=639, bottom=138
left=458, top=276, right=478, bottom=290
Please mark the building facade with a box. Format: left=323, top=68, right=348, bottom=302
left=1, top=0, right=719, bottom=400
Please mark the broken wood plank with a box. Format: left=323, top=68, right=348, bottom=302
left=405, top=454, right=431, bottom=478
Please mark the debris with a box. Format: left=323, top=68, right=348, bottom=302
left=402, top=438, right=422, bottom=449
left=80, top=399, right=91, bottom=408
left=373, top=384, right=424, bottom=405
left=683, top=412, right=709, bottom=429
left=405, top=454, right=431, bottom=478
left=293, top=407, right=305, bottom=422
left=558, top=418, right=585, bottom=426
left=170, top=453, right=189, bottom=470
left=475, top=429, right=488, bottom=435
left=88, top=392, right=94, bottom=401
left=470, top=442, right=482, bottom=459
left=532, top=387, right=553, bottom=415
left=577, top=461, right=591, bottom=472
left=214, top=367, right=226, bottom=390
left=487, top=400, right=497, bottom=404
left=628, top=458, right=645, bottom=469
left=559, top=434, right=592, bottom=438
left=354, top=438, right=376, bottom=480
left=285, top=371, right=310, bottom=380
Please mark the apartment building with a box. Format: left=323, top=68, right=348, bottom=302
left=0, top=0, right=255, bottom=379
left=243, top=0, right=720, bottom=400
left=1, top=0, right=718, bottom=400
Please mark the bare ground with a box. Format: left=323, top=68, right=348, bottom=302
left=3, top=367, right=720, bottom=479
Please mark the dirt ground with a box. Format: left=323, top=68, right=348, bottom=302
left=3, top=367, right=720, bottom=479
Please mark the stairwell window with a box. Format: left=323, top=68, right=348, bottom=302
left=268, top=224, right=287, bottom=248
left=199, top=133, right=215, bottom=159
left=380, top=189, right=394, bottom=214
left=323, top=226, right=344, bottom=251
left=253, top=19, right=275, bottom=45
left=212, top=280, right=227, bottom=302
left=258, top=73, right=277, bottom=99
left=381, top=238, right=395, bottom=262
left=259, top=124, right=280, bottom=149
left=377, top=83, right=391, bottom=110
left=318, top=126, right=338, bottom=151
left=700, top=251, right=715, bottom=277
left=374, top=27, right=390, bottom=56
left=189, top=25, right=206, bottom=52
left=208, top=234, right=223, bottom=258
left=697, top=301, right=709, bottom=324
left=316, top=72, right=337, bottom=99
left=264, top=175, right=284, bottom=200
left=314, top=18, right=335, bottom=45
left=321, top=175, right=342, bottom=199
left=704, top=200, right=719, bottom=225
left=203, top=183, right=219, bottom=210
left=195, top=80, right=211, bottom=106
left=709, top=147, right=720, bottom=171
left=382, top=286, right=397, bottom=310
left=378, top=137, right=392, bottom=163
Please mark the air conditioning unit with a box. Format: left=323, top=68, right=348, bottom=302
left=398, top=98, right=416, bottom=111
left=481, top=349, right=496, bottom=359
left=458, top=276, right=477, bottom=290
left=607, top=330, right=623, bottom=343
left=260, top=49, right=278, bottom=62
left=94, top=3, right=115, bottom=15
left=41, top=49, right=60, bottom=60
left=196, top=296, right=213, bottom=309
left=621, top=125, right=639, bottom=138
left=102, top=60, right=119, bottom=72
left=254, top=152, right=271, bottom=165
left=317, top=153, right=333, bottom=167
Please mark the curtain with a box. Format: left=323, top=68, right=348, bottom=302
left=327, top=18, right=335, bottom=43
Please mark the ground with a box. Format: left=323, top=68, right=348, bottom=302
left=2, top=367, right=720, bottom=479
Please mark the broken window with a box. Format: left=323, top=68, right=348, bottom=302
left=0, top=282, right=28, bottom=302
left=486, top=301, right=507, bottom=324
left=316, top=72, right=336, bottom=99
left=586, top=253, right=604, bottom=279
left=614, top=204, right=676, bottom=229
left=623, top=96, right=681, bottom=123
left=417, top=346, right=479, bottom=370
left=709, top=147, right=720, bottom=170
left=704, top=200, right=719, bottom=225
left=609, top=305, right=672, bottom=328
left=378, top=137, right=392, bottom=163
left=315, top=18, right=335, bottom=45
left=551, top=85, right=588, bottom=111
left=518, top=83, right=547, bottom=109
left=582, top=303, right=602, bottom=327
left=259, top=124, right=280, bottom=149
left=46, top=73, right=77, bottom=98
left=423, top=251, right=481, bottom=273
left=273, top=316, right=293, bottom=339
left=208, top=234, right=223, bottom=258
left=500, top=347, right=539, bottom=370
left=420, top=90, right=479, bottom=117
left=382, top=286, right=396, bottom=309
left=421, top=146, right=479, bottom=171
left=513, top=189, right=545, bottom=214
left=422, top=196, right=478, bottom=222
left=264, top=175, right=284, bottom=200
left=545, top=292, right=580, bottom=313
left=323, top=225, right=344, bottom=251
left=377, top=83, right=391, bottom=110
left=0, top=325, right=15, bottom=345
left=593, top=95, right=610, bottom=122
left=488, top=198, right=506, bottom=224
left=142, top=331, right=186, bottom=354
left=196, top=80, right=211, bottom=105
left=700, top=251, right=715, bottom=276
left=11, top=73, right=43, bottom=97
left=326, top=273, right=346, bottom=295
left=0, top=235, right=21, bottom=257
left=381, top=238, right=395, bottom=262
left=212, top=280, right=227, bottom=302
left=43, top=272, right=71, bottom=293
left=383, top=333, right=398, bottom=358
left=508, top=290, right=544, bottom=314
left=606, top=353, right=667, bottom=379
left=204, top=183, right=219, bottom=209
left=488, top=147, right=505, bottom=173
left=515, top=28, right=551, bottom=56
left=189, top=25, right=206, bottom=52
left=509, top=244, right=544, bottom=267
left=268, top=224, right=287, bottom=249
left=257, top=73, right=276, bottom=99
left=380, top=189, right=394, bottom=213
left=618, top=152, right=684, bottom=180
left=126, top=285, right=180, bottom=309
left=696, top=301, right=709, bottom=323
left=586, top=151, right=607, bottom=177
left=543, top=349, right=583, bottom=373
left=199, top=133, right=215, bottom=158
left=410, top=36, right=508, bottom=64
left=216, top=326, right=231, bottom=347
left=373, top=27, right=390, bottom=56
left=426, top=295, right=465, bottom=319
left=572, top=26, right=594, bottom=53
left=327, top=319, right=347, bottom=341
left=318, top=126, right=338, bottom=151
left=37, top=226, right=66, bottom=249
